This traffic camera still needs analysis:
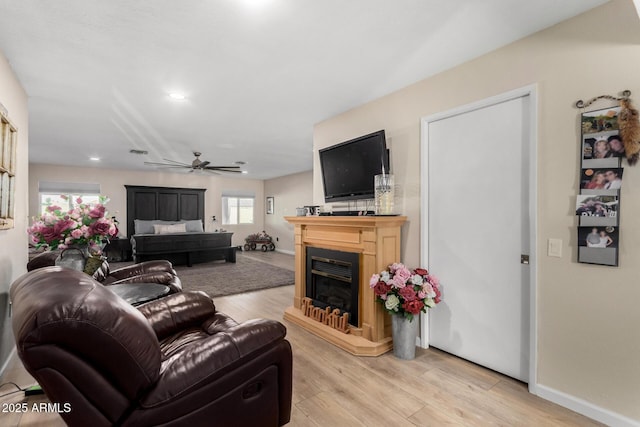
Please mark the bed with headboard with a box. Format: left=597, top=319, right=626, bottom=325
left=126, top=185, right=236, bottom=266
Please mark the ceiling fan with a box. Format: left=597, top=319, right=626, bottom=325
left=144, top=151, right=242, bottom=174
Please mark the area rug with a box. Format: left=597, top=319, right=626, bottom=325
left=172, top=255, right=294, bottom=298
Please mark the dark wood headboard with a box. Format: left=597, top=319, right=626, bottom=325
left=125, top=185, right=206, bottom=238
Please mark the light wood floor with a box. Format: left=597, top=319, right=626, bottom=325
left=0, top=251, right=602, bottom=426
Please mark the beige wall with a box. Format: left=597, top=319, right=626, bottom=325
left=0, top=51, right=28, bottom=372
left=314, top=0, right=640, bottom=422
left=264, top=170, right=313, bottom=253
left=29, top=164, right=265, bottom=248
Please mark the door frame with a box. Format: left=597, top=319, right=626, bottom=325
left=419, top=84, right=538, bottom=392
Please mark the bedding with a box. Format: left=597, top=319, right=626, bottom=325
left=154, top=223, right=187, bottom=234
left=134, top=219, right=204, bottom=234
left=131, top=229, right=235, bottom=267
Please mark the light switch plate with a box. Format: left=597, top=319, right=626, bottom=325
left=548, top=238, right=562, bottom=257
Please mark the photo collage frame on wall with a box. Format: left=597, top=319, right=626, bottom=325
left=577, top=106, right=622, bottom=266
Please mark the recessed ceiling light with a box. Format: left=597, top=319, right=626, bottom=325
left=89, top=157, right=100, bottom=161
left=168, top=92, right=186, bottom=100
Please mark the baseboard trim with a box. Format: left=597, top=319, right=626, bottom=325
left=275, top=249, right=294, bottom=256
left=535, top=384, right=639, bottom=427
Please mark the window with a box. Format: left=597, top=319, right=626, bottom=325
left=222, top=196, right=254, bottom=225
left=38, top=182, right=101, bottom=214
left=39, top=194, right=101, bottom=214
left=0, top=107, right=17, bottom=230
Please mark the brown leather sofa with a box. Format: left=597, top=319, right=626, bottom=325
left=27, top=251, right=182, bottom=293
left=10, top=267, right=293, bottom=427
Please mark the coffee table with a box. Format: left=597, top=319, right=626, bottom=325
left=107, top=283, right=170, bottom=306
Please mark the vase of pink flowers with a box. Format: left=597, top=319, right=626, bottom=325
left=370, top=262, right=442, bottom=359
left=27, top=195, right=117, bottom=271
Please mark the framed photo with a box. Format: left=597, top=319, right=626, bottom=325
left=581, top=107, right=623, bottom=168
left=575, top=194, right=618, bottom=218
left=581, top=106, right=620, bottom=135
left=577, top=226, right=619, bottom=267
left=580, top=167, right=623, bottom=191
left=266, top=196, right=274, bottom=214
left=578, top=226, right=619, bottom=248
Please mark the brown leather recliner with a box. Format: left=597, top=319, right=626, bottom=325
left=27, top=251, right=182, bottom=293
left=10, top=267, right=293, bottom=427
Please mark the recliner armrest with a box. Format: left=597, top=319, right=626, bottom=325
left=108, top=260, right=177, bottom=281
left=137, top=291, right=215, bottom=339
left=217, top=319, right=287, bottom=358
left=106, top=271, right=183, bottom=293
left=141, top=319, right=288, bottom=407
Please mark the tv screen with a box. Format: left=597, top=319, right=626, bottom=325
left=319, top=130, right=389, bottom=202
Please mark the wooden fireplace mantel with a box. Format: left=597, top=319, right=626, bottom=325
left=284, top=215, right=407, bottom=356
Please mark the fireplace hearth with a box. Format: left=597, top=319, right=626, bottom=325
left=306, top=247, right=359, bottom=326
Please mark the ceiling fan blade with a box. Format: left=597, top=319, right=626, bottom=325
left=198, top=161, right=211, bottom=168
left=209, top=169, right=243, bottom=173
left=203, top=165, right=241, bottom=170
left=144, top=161, right=189, bottom=168
left=161, top=158, right=191, bottom=166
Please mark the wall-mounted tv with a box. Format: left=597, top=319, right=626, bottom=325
left=319, top=130, right=389, bottom=202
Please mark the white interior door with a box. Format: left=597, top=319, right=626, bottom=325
left=423, top=93, right=533, bottom=382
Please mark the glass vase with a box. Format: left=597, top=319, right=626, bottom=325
left=374, top=174, right=394, bottom=215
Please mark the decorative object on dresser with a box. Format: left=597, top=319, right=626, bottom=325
left=370, top=263, right=442, bottom=359
left=126, top=185, right=236, bottom=266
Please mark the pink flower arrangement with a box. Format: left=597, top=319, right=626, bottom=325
left=27, top=195, right=117, bottom=253
left=370, top=262, right=442, bottom=321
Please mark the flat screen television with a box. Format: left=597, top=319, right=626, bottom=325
left=319, top=130, right=389, bottom=202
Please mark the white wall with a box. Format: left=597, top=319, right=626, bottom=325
left=29, top=164, right=265, bottom=248
left=264, top=170, right=313, bottom=253
left=313, top=0, right=640, bottom=423
left=0, top=50, right=28, bottom=373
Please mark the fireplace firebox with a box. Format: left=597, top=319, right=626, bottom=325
left=306, top=247, right=359, bottom=326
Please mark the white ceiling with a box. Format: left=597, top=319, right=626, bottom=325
left=0, top=0, right=608, bottom=179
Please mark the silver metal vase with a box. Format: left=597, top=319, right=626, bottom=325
left=54, top=245, right=89, bottom=272
left=391, top=314, right=419, bottom=360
